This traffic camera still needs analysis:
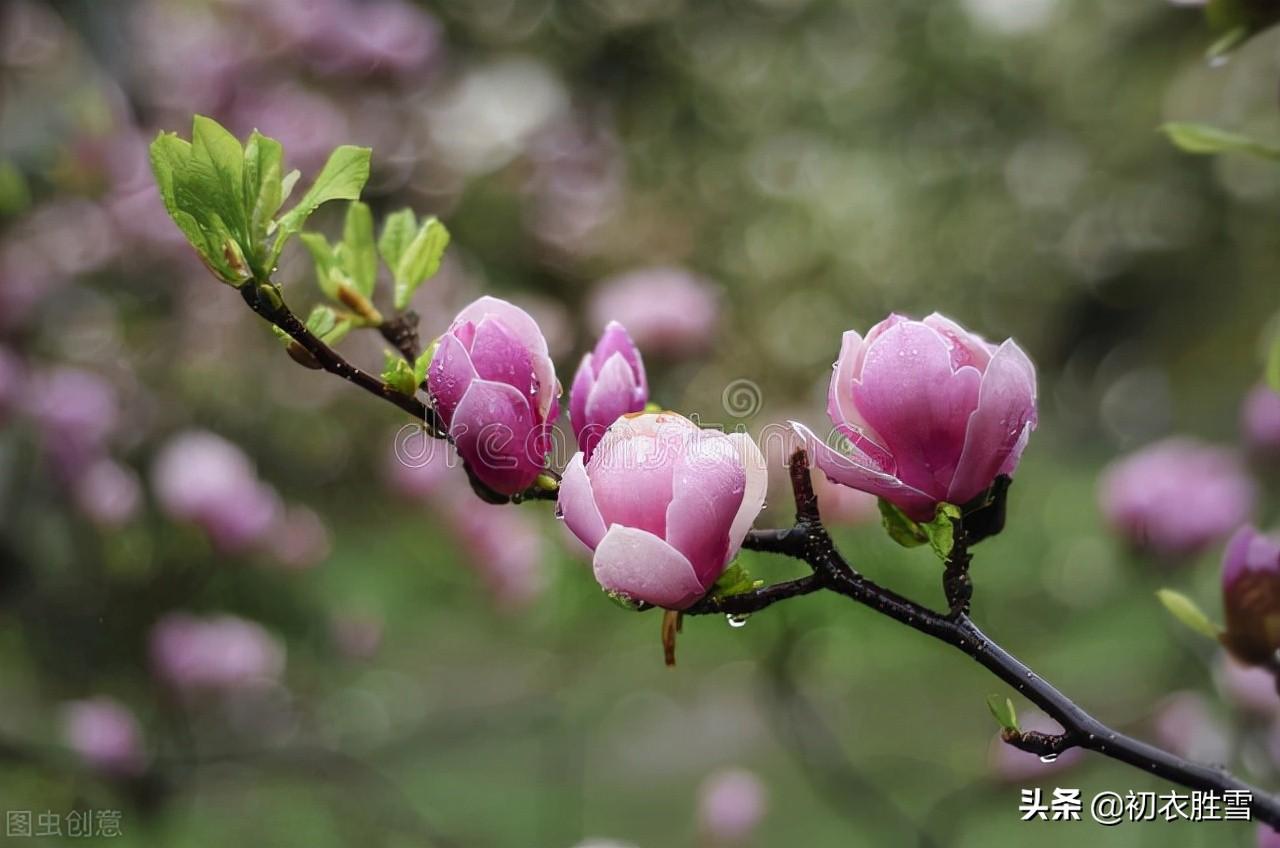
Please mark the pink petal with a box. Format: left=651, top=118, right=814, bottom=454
left=454, top=295, right=549, bottom=359
left=587, top=421, right=678, bottom=538
left=426, top=332, right=477, bottom=426
left=558, top=452, right=606, bottom=550
left=792, top=421, right=938, bottom=521
left=593, top=525, right=707, bottom=609
left=725, top=432, right=768, bottom=551
left=468, top=317, right=535, bottom=397
left=827, top=329, right=892, bottom=469
left=664, top=431, right=746, bottom=585
left=922, top=312, right=995, bottom=371
left=569, top=354, right=594, bottom=444
left=580, top=353, right=642, bottom=460
left=593, top=321, right=647, bottom=395
left=852, top=320, right=981, bottom=497
left=948, top=339, right=1037, bottom=504
left=450, top=379, right=542, bottom=495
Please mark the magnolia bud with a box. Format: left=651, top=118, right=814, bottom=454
left=1221, top=525, right=1280, bottom=667
left=569, top=321, right=647, bottom=461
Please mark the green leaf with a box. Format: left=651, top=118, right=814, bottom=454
left=270, top=145, right=371, bottom=264
left=243, top=130, right=285, bottom=253
left=377, top=208, right=417, bottom=272
left=342, top=201, right=377, bottom=297
left=413, top=343, right=435, bottom=387
left=0, top=160, right=31, bottom=216
left=1267, top=333, right=1280, bottom=393
left=878, top=499, right=927, bottom=548
left=393, top=217, right=450, bottom=310
left=299, top=231, right=342, bottom=300
left=922, top=503, right=962, bottom=562
left=189, top=115, right=249, bottom=242
left=382, top=350, right=419, bottom=396
left=986, top=694, right=1019, bottom=733
left=709, top=561, right=764, bottom=600
left=1161, top=122, right=1280, bottom=161
left=1157, top=589, right=1221, bottom=641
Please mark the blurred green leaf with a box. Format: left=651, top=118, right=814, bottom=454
left=393, top=217, right=450, bottom=310
left=878, top=499, right=927, bottom=548
left=1156, top=589, right=1220, bottom=640
left=1161, top=122, right=1280, bottom=160
left=0, top=160, right=31, bottom=216
left=270, top=145, right=371, bottom=265
left=986, top=694, right=1019, bottom=733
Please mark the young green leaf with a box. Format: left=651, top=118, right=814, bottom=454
left=270, top=145, right=372, bottom=264
left=923, top=503, right=962, bottom=562
left=342, top=201, right=377, bottom=297
left=986, top=694, right=1019, bottom=733
left=299, top=232, right=343, bottom=301
left=382, top=350, right=419, bottom=396
left=393, top=217, right=450, bottom=310
left=878, top=499, right=927, bottom=548
left=378, top=208, right=417, bottom=272
left=1161, top=122, right=1280, bottom=161
left=1156, top=589, right=1221, bottom=641
left=243, top=130, right=285, bottom=250
left=413, top=344, right=435, bottom=388
left=709, top=561, right=764, bottom=600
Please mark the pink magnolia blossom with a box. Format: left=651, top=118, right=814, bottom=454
left=795, top=313, right=1037, bottom=521
left=62, top=697, right=146, bottom=777
left=1243, top=384, right=1280, bottom=454
left=1099, top=438, right=1255, bottom=558
left=385, top=429, right=458, bottom=501
left=446, top=499, right=547, bottom=610
left=265, top=505, right=331, bottom=570
left=1259, top=825, right=1280, bottom=848
left=587, top=267, right=719, bottom=356
left=559, top=412, right=767, bottom=609
left=570, top=321, right=648, bottom=461
left=1221, top=525, right=1280, bottom=666
left=150, top=613, right=285, bottom=693
left=698, top=768, right=768, bottom=844
left=427, top=296, right=559, bottom=495
left=1215, top=653, right=1280, bottom=715
left=72, top=458, right=141, bottom=528
left=151, top=431, right=278, bottom=553
left=1152, top=691, right=1229, bottom=764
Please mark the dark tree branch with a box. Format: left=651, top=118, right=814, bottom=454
left=689, top=449, right=1280, bottom=828
left=379, top=310, right=423, bottom=365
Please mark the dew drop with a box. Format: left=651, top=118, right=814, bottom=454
left=1039, top=753, right=1058, bottom=764
left=726, top=614, right=750, bottom=629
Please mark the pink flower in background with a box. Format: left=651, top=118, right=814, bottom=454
left=1215, top=653, right=1280, bottom=715
left=266, top=505, right=331, bottom=570
left=570, top=321, right=648, bottom=461
left=228, top=82, right=350, bottom=174
left=1259, top=825, right=1280, bottom=848
left=1152, top=691, right=1229, bottom=764
left=311, top=0, right=442, bottom=77
left=21, top=366, right=119, bottom=475
left=1221, top=525, right=1280, bottom=666
left=150, top=613, right=285, bottom=693
left=329, top=613, right=383, bottom=660
left=446, top=500, right=547, bottom=610
left=72, top=458, right=141, bottom=528
left=987, top=710, right=1082, bottom=781
left=559, top=413, right=767, bottom=609
left=796, top=313, right=1037, bottom=521
left=427, top=296, right=559, bottom=495
left=1099, top=438, right=1255, bottom=558
left=384, top=430, right=459, bottom=501
left=698, top=768, right=768, bottom=845
left=1243, top=384, right=1280, bottom=454
left=151, top=431, right=279, bottom=553
left=62, top=697, right=146, bottom=777
left=587, top=267, right=719, bottom=356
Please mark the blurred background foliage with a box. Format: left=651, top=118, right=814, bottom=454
left=2, top=0, right=1280, bottom=845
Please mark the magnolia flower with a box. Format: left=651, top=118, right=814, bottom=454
left=150, top=613, right=285, bottom=693
left=1221, top=525, right=1280, bottom=667
left=587, top=267, right=719, bottom=356
left=1099, top=438, right=1255, bottom=558
left=151, top=430, right=278, bottom=552
left=1243, top=384, right=1280, bottom=454
left=62, top=697, right=146, bottom=777
left=698, top=768, right=768, bottom=845
left=795, top=313, right=1037, bottom=521
left=570, top=321, right=648, bottom=461
left=72, top=458, right=141, bottom=528
left=1215, top=653, right=1280, bottom=715
left=558, top=413, right=767, bottom=609
left=427, top=296, right=559, bottom=495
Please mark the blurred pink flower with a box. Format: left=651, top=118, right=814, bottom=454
left=1216, top=653, right=1280, bottom=716
left=987, top=711, right=1082, bottom=782
left=228, top=82, right=351, bottom=174
left=21, top=366, right=119, bottom=475
left=150, top=612, right=285, bottom=693
left=1259, top=825, right=1280, bottom=848
left=310, top=0, right=443, bottom=77
left=1222, top=525, right=1280, bottom=667
left=447, top=500, right=547, bottom=611
left=525, top=114, right=624, bottom=256
left=588, top=267, right=719, bottom=357
left=1098, top=438, right=1255, bottom=558
left=62, top=697, right=146, bottom=776
left=698, top=768, right=767, bottom=845
left=151, top=430, right=279, bottom=553
left=73, top=458, right=141, bottom=528
left=798, top=313, right=1037, bottom=522
left=1152, top=691, right=1229, bottom=764
left=329, top=613, right=383, bottom=660
left=1243, top=384, right=1280, bottom=455
left=266, top=505, right=331, bottom=570
left=384, top=430, right=459, bottom=501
